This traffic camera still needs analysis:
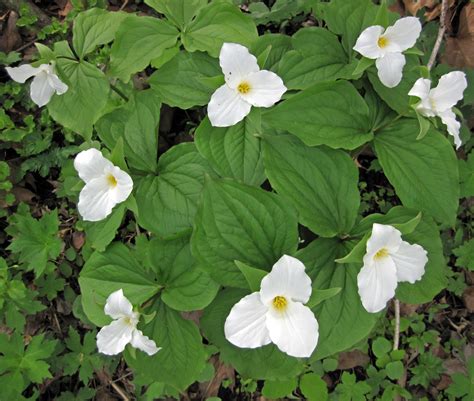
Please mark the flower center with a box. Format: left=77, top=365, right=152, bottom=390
left=106, top=173, right=117, bottom=188
left=377, top=36, right=389, bottom=48
left=237, top=81, right=251, bottom=94
left=374, top=248, right=389, bottom=260
left=272, top=296, right=288, bottom=311
left=429, top=97, right=437, bottom=110
left=123, top=316, right=134, bottom=326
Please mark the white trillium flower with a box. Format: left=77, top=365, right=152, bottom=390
left=6, top=63, right=68, bottom=107
left=224, top=255, right=319, bottom=358
left=208, top=42, right=287, bottom=127
left=74, top=148, right=133, bottom=222
left=353, top=17, right=422, bottom=88
left=357, top=223, right=428, bottom=313
left=408, top=71, right=468, bottom=149
left=96, top=289, right=160, bottom=356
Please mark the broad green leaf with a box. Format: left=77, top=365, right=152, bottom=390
left=234, top=260, right=267, bottom=292
left=195, top=111, right=266, bottom=187
left=95, top=89, right=161, bottom=173
left=191, top=178, right=299, bottom=288
left=262, top=378, right=298, bottom=399
left=135, top=143, right=216, bottom=238
left=182, top=1, right=258, bottom=57
left=48, top=59, right=109, bottom=139
left=148, top=51, right=221, bottom=109
left=148, top=235, right=219, bottom=311
left=83, top=204, right=126, bottom=252
left=306, top=287, right=342, bottom=309
left=249, top=0, right=310, bottom=25
left=351, top=206, right=448, bottom=304
left=127, top=300, right=206, bottom=391
left=264, top=81, right=372, bottom=149
left=279, top=28, right=356, bottom=90
left=250, top=34, right=292, bottom=72
left=109, top=15, right=179, bottom=82
left=145, top=0, right=207, bottom=29
left=374, top=119, right=459, bottom=226
left=263, top=134, right=360, bottom=237
left=321, top=0, right=378, bottom=58
left=201, top=288, right=304, bottom=379
left=72, top=8, right=127, bottom=57
left=296, top=238, right=379, bottom=360
left=79, top=243, right=161, bottom=326
left=300, top=373, right=329, bottom=401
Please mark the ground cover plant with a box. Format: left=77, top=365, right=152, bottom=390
left=0, top=0, right=473, bottom=400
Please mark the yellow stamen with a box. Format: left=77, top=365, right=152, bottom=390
left=107, top=174, right=117, bottom=188
left=123, top=316, right=134, bottom=326
left=272, top=296, right=288, bottom=311
left=378, top=36, right=389, bottom=48
left=374, top=248, right=389, bottom=260
left=237, top=81, right=251, bottom=94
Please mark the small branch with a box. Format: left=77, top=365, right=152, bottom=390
left=109, top=380, right=130, bottom=401
left=393, top=298, right=400, bottom=351
left=427, top=0, right=449, bottom=71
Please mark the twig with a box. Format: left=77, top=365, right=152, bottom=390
left=120, top=0, right=129, bottom=11
left=393, top=298, right=400, bottom=350
left=427, top=0, right=449, bottom=71
left=109, top=380, right=130, bottom=401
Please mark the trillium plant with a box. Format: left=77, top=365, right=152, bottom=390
left=5, top=0, right=470, bottom=397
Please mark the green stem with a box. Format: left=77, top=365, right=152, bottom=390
left=110, top=84, right=129, bottom=102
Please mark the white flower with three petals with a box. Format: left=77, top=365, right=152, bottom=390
left=353, top=17, right=422, bottom=88
left=96, top=289, right=160, bottom=356
left=74, top=148, right=133, bottom=222
left=224, top=255, right=319, bottom=358
left=208, top=42, right=287, bottom=127
left=357, top=223, right=428, bottom=313
left=6, top=63, right=68, bottom=107
left=408, top=71, right=467, bottom=149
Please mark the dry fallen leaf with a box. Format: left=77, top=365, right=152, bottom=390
left=462, top=286, right=474, bottom=312
left=0, top=11, right=21, bottom=52
left=337, top=349, right=370, bottom=370
left=442, top=4, right=474, bottom=68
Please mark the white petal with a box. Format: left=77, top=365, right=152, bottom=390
left=207, top=84, right=252, bottom=127
left=365, top=223, right=402, bottom=258
left=357, top=256, right=398, bottom=313
left=96, top=318, right=134, bottom=355
left=104, top=289, right=134, bottom=320
left=74, top=148, right=113, bottom=183
left=104, top=166, right=133, bottom=204
left=266, top=301, right=319, bottom=358
left=78, top=176, right=116, bottom=221
left=30, top=72, right=55, bottom=107
left=6, top=64, right=41, bottom=83
left=353, top=25, right=386, bottom=59
left=392, top=241, right=428, bottom=284
left=383, top=17, right=422, bottom=52
left=260, top=255, right=312, bottom=305
left=47, top=73, right=68, bottom=95
left=409, top=78, right=435, bottom=116
left=224, top=292, right=271, bottom=349
left=219, top=42, right=260, bottom=89
left=375, top=52, right=406, bottom=88
left=241, top=70, right=287, bottom=108
left=430, top=71, right=467, bottom=112
left=438, top=109, right=462, bottom=149
left=130, top=329, right=161, bottom=356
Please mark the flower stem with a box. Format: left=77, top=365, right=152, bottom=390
left=393, top=298, right=400, bottom=350
left=110, top=84, right=129, bottom=102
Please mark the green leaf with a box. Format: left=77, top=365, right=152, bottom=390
left=262, top=378, right=297, bottom=399
left=109, top=14, right=179, bottom=82
left=306, top=287, right=341, bottom=309
left=147, top=235, right=219, bottom=311
left=372, top=337, right=391, bottom=358
left=7, top=209, right=62, bottom=277
left=201, top=288, right=304, bottom=379
left=79, top=243, right=161, bottom=326
left=415, top=110, right=432, bottom=140
left=195, top=110, right=266, bottom=187
left=148, top=51, right=221, bottom=109
left=250, top=34, right=292, bottom=72
left=145, top=0, right=207, bottom=30
left=374, top=119, right=459, bottom=226
left=352, top=57, right=374, bottom=77
left=135, top=143, right=216, bottom=238
left=191, top=178, right=299, bottom=288
left=279, top=28, right=356, bottom=90
left=73, top=8, right=127, bottom=57
left=263, top=134, right=360, bottom=237
left=300, top=373, right=329, bottom=401
left=386, top=361, right=404, bottom=380
left=296, top=238, right=379, bottom=361
left=182, top=1, right=258, bottom=57
left=48, top=59, right=110, bottom=139
left=234, top=260, right=267, bottom=292
left=95, top=89, right=161, bottom=173
left=83, top=204, right=126, bottom=252
left=126, top=300, right=207, bottom=391
left=264, top=81, right=372, bottom=149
